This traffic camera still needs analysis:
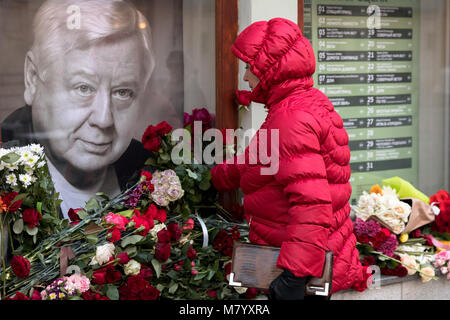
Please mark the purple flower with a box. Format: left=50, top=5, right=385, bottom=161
left=353, top=218, right=381, bottom=237
left=378, top=235, right=398, bottom=257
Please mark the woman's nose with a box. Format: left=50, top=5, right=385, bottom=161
left=88, top=89, right=114, bottom=129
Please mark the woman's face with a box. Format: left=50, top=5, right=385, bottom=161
left=243, top=63, right=260, bottom=90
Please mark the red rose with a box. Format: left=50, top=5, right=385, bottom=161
left=106, top=269, right=122, bottom=283
left=3, top=192, right=23, bottom=212
left=108, top=228, right=121, bottom=243
left=236, top=90, right=252, bottom=106
left=245, top=288, right=259, bottom=299
left=127, top=275, right=148, bottom=292
left=155, top=121, right=173, bottom=136
left=410, top=229, right=422, bottom=238
left=92, top=270, right=107, bottom=285
left=139, top=265, right=153, bottom=281
left=144, top=136, right=162, bottom=153
left=31, top=289, right=41, bottom=300
left=187, top=246, right=197, bottom=260
left=11, top=255, right=31, bottom=278
left=157, top=229, right=171, bottom=243
left=394, top=265, right=408, bottom=277
left=5, top=292, right=29, bottom=300
left=167, top=223, right=182, bottom=242
left=191, top=108, right=214, bottom=131
left=68, top=208, right=83, bottom=222
left=140, top=286, right=160, bottom=300
left=224, top=262, right=232, bottom=277
left=117, top=252, right=130, bottom=265
left=206, top=291, right=217, bottom=299
left=22, top=208, right=42, bottom=228
left=155, top=242, right=171, bottom=262
left=140, top=170, right=152, bottom=181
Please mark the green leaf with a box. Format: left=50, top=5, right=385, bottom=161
left=168, top=282, right=179, bottom=294
left=167, top=270, right=179, bottom=280
left=67, top=296, right=83, bottom=300
left=151, top=259, right=161, bottom=278
left=95, top=192, right=110, bottom=201
left=12, top=219, right=24, bottom=234
left=126, top=246, right=138, bottom=257
left=105, top=285, right=119, bottom=300
left=117, top=209, right=134, bottom=219
left=207, top=270, right=216, bottom=281
left=160, top=153, right=170, bottom=162
left=1, top=152, right=20, bottom=164
left=36, top=202, right=42, bottom=214
left=76, top=210, right=89, bottom=220
left=145, top=157, right=157, bottom=166
left=11, top=193, right=28, bottom=205
left=121, top=235, right=144, bottom=248
left=25, top=225, right=38, bottom=236
left=85, top=198, right=100, bottom=211
left=86, top=234, right=98, bottom=245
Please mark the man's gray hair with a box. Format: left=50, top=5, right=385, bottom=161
left=31, top=0, right=155, bottom=83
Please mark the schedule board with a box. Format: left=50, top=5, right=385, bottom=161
left=303, top=0, right=420, bottom=204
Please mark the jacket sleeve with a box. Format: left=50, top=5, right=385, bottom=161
left=274, top=110, right=333, bottom=278
left=210, top=154, right=243, bottom=192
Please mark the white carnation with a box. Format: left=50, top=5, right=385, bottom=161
left=124, top=259, right=141, bottom=276
left=90, top=243, right=115, bottom=266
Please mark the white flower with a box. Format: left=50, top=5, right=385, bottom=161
left=19, top=173, right=33, bottom=187
left=24, top=155, right=39, bottom=168
left=19, top=150, right=32, bottom=163
left=29, top=144, right=44, bottom=154
left=124, top=259, right=141, bottom=276
left=37, top=160, right=46, bottom=169
left=5, top=163, right=18, bottom=171
left=5, top=173, right=17, bottom=186
left=90, top=243, right=115, bottom=266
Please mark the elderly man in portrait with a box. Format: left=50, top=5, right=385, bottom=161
left=1, top=0, right=155, bottom=219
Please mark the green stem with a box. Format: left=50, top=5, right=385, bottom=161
left=370, top=249, right=438, bottom=280
left=0, top=215, right=6, bottom=298
left=7, top=218, right=14, bottom=253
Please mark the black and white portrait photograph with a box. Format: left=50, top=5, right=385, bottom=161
left=0, top=0, right=215, bottom=218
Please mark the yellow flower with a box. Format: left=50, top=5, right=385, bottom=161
left=49, top=293, right=57, bottom=300
left=59, top=292, right=66, bottom=299
left=399, top=233, right=409, bottom=243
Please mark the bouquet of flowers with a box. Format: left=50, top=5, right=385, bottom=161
left=354, top=184, right=412, bottom=234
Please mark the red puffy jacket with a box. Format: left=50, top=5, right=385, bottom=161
left=211, top=18, right=369, bottom=293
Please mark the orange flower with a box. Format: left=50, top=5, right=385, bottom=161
left=370, top=184, right=383, bottom=195
left=0, top=197, right=7, bottom=213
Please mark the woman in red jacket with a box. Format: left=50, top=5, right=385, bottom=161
left=211, top=18, right=371, bottom=299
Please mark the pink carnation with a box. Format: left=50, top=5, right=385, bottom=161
left=67, top=274, right=90, bottom=293
left=103, top=212, right=129, bottom=231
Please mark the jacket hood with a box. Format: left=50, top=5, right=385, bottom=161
left=232, top=18, right=316, bottom=105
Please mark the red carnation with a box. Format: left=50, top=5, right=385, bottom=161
left=117, top=252, right=130, bottom=265
left=31, top=289, right=41, bottom=300
left=3, top=192, right=23, bottom=212
left=140, top=170, right=152, bottom=181
left=206, top=291, right=217, bottom=299
left=155, top=209, right=167, bottom=223
left=108, top=228, right=121, bottom=243
left=11, top=255, right=31, bottom=278
left=155, top=242, right=171, bottom=262
left=362, top=256, right=376, bottom=267
left=132, top=214, right=152, bottom=236
left=22, top=208, right=42, bottom=228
